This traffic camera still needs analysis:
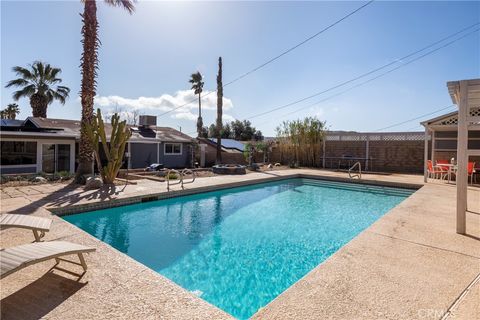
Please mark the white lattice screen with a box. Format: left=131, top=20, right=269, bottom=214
left=326, top=132, right=425, bottom=141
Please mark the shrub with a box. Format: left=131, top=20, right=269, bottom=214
left=167, top=172, right=178, bottom=180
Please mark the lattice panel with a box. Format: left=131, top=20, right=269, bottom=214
left=470, top=106, right=480, bottom=117
left=326, top=132, right=424, bottom=142
left=439, top=116, right=458, bottom=126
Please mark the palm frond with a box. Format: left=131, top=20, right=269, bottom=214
left=11, top=66, right=34, bottom=81
left=52, top=91, right=67, bottom=105
left=12, top=85, right=36, bottom=100
left=104, top=0, right=135, bottom=14
left=5, top=78, right=30, bottom=88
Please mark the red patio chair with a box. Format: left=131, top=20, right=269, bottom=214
left=436, top=160, right=450, bottom=176
left=427, top=160, right=446, bottom=181
left=468, top=162, right=476, bottom=184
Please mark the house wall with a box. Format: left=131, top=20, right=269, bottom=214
left=159, top=142, right=192, bottom=168
left=0, top=136, right=75, bottom=175
left=129, top=143, right=158, bottom=169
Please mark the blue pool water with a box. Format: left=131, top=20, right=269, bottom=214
left=64, top=178, right=414, bottom=319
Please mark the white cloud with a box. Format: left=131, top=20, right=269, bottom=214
left=94, top=90, right=234, bottom=122
left=309, top=106, right=325, bottom=118
left=223, top=114, right=236, bottom=122
left=171, top=112, right=197, bottom=121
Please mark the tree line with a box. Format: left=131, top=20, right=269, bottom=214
left=199, top=119, right=264, bottom=141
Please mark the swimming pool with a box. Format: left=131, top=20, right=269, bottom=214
left=64, top=178, right=414, bottom=319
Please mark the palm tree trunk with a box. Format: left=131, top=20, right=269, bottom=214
left=196, top=92, right=203, bottom=137
left=30, top=93, right=47, bottom=118
left=76, top=0, right=99, bottom=182
left=216, top=57, right=223, bottom=164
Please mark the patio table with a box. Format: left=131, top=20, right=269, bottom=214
left=440, top=164, right=457, bottom=183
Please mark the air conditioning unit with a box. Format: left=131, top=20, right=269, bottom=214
left=139, top=115, right=157, bottom=127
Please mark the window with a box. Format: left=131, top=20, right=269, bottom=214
left=1, top=141, right=37, bottom=165
left=164, top=143, right=182, bottom=155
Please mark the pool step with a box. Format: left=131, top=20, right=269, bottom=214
left=300, top=179, right=415, bottom=197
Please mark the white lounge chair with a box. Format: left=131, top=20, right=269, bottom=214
left=0, top=241, right=96, bottom=279
left=0, top=214, right=52, bottom=242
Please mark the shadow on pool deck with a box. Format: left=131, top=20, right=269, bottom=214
left=1, top=272, right=86, bottom=320
left=6, top=183, right=126, bottom=216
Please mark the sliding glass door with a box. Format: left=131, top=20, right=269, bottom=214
left=41, top=144, right=71, bottom=173
left=42, top=144, right=56, bottom=173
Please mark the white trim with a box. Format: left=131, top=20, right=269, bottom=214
left=0, top=131, right=77, bottom=138
left=164, top=142, right=182, bottom=156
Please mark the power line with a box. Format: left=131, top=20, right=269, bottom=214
left=373, top=104, right=455, bottom=132
left=185, top=22, right=479, bottom=136
left=255, top=24, right=478, bottom=126
left=156, top=1, right=375, bottom=119
left=223, top=0, right=375, bottom=87
left=246, top=22, right=480, bottom=121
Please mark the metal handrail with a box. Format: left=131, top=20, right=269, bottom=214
left=180, top=169, right=196, bottom=188
left=166, top=169, right=182, bottom=191
left=348, top=161, right=362, bottom=179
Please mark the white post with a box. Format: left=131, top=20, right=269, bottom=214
left=424, top=127, right=429, bottom=183
left=431, top=130, right=436, bottom=166
left=365, top=135, right=370, bottom=171
left=456, top=81, right=468, bottom=234
left=36, top=142, right=42, bottom=173
left=322, top=139, right=326, bottom=168
left=69, top=142, right=75, bottom=174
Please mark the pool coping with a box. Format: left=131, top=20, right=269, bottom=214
left=48, top=173, right=423, bottom=216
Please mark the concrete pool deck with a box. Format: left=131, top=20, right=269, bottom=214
left=0, top=169, right=479, bottom=319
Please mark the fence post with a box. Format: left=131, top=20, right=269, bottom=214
left=322, top=138, right=326, bottom=168
left=365, top=134, right=370, bottom=171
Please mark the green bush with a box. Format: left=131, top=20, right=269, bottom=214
left=167, top=172, right=178, bottom=180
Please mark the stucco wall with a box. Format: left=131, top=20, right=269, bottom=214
left=130, top=143, right=158, bottom=169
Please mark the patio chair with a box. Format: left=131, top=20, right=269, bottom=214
left=468, top=162, right=476, bottom=184
left=0, top=214, right=52, bottom=242
left=427, top=160, right=446, bottom=181
left=0, top=241, right=96, bottom=279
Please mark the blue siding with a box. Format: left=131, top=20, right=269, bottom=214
left=130, top=143, right=158, bottom=169
left=0, top=166, right=37, bottom=174
left=159, top=143, right=191, bottom=168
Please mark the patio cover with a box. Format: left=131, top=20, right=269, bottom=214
left=447, top=79, right=480, bottom=234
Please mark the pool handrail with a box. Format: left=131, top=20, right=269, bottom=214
left=348, top=161, right=362, bottom=179
left=181, top=169, right=196, bottom=188
left=166, top=169, right=182, bottom=191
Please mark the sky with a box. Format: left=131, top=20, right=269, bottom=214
left=1, top=1, right=479, bottom=136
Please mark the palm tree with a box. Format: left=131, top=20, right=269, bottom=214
left=5, top=61, right=70, bottom=118
left=189, top=71, right=204, bottom=137
left=76, top=0, right=135, bottom=182
left=216, top=57, right=223, bottom=164
left=0, top=103, right=20, bottom=119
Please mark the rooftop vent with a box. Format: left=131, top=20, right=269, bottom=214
left=139, top=115, right=157, bottom=127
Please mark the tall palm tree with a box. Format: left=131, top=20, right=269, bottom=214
left=189, top=71, right=204, bottom=137
left=216, top=57, right=223, bottom=164
left=0, top=103, right=21, bottom=119
left=76, top=0, right=135, bottom=182
left=5, top=61, right=70, bottom=118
